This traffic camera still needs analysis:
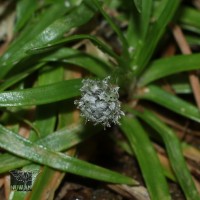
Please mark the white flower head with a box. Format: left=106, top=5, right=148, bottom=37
left=74, top=76, right=124, bottom=128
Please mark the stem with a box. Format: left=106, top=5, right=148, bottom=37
left=172, top=25, right=200, bottom=110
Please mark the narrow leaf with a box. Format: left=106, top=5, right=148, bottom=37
left=166, top=74, right=192, bottom=94
left=15, top=0, right=37, bottom=32
left=28, top=34, right=120, bottom=62
left=134, top=109, right=200, bottom=200
left=0, top=124, right=97, bottom=173
left=0, top=0, right=96, bottom=79
left=133, top=0, right=142, bottom=12
left=180, top=6, right=200, bottom=34
left=0, top=124, right=136, bottom=185
left=139, top=53, right=200, bottom=86
left=140, top=0, right=153, bottom=39
left=0, top=63, right=44, bottom=92
left=121, top=117, right=170, bottom=200
left=0, top=79, right=82, bottom=107
left=91, top=0, right=129, bottom=57
left=10, top=67, right=62, bottom=200
left=131, top=0, right=180, bottom=75
left=136, top=85, right=200, bottom=123
left=41, top=48, right=111, bottom=77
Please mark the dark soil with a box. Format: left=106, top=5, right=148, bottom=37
left=55, top=129, right=186, bottom=200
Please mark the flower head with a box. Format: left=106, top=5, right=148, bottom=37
left=74, top=76, right=124, bottom=127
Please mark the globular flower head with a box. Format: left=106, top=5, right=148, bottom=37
left=74, top=76, right=125, bottom=128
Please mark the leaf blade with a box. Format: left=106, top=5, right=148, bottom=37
left=0, top=124, right=136, bottom=185
left=0, top=79, right=82, bottom=107
left=133, top=0, right=142, bottom=12
left=131, top=0, right=180, bottom=75
left=0, top=0, right=96, bottom=79
left=41, top=48, right=112, bottom=77
left=121, top=116, right=171, bottom=200
left=136, top=85, right=200, bottom=123
left=139, top=53, right=200, bottom=86
left=15, top=0, right=37, bottom=32
left=134, top=109, right=200, bottom=200
left=0, top=124, right=96, bottom=173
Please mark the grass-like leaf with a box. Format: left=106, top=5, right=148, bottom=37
left=0, top=63, right=44, bottom=92
left=166, top=74, right=192, bottom=94
left=0, top=124, right=97, bottom=173
left=27, top=166, right=64, bottom=200
left=0, top=0, right=96, bottom=79
left=28, top=34, right=120, bottom=62
left=15, top=0, right=37, bottom=32
left=0, top=79, right=82, bottom=107
left=136, top=85, right=200, bottom=123
left=10, top=67, right=61, bottom=200
left=180, top=6, right=200, bottom=34
left=0, top=124, right=137, bottom=185
left=121, top=116, right=171, bottom=200
left=112, top=134, right=176, bottom=182
left=131, top=0, right=180, bottom=75
left=139, top=53, right=200, bottom=86
left=41, top=48, right=112, bottom=77
left=91, top=0, right=129, bottom=58
left=140, top=0, right=153, bottom=39
left=186, top=34, right=200, bottom=45
left=0, top=3, right=69, bottom=78
left=22, top=68, right=77, bottom=200
left=133, top=0, right=142, bottom=12
left=134, top=109, right=200, bottom=200
left=171, top=82, right=192, bottom=94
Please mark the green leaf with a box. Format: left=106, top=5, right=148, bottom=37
left=131, top=0, right=180, bottom=75
left=112, top=135, right=176, bottom=181
left=126, top=12, right=140, bottom=53
left=171, top=83, right=192, bottom=94
left=10, top=66, right=62, bottom=200
left=0, top=79, right=82, bottom=107
left=133, top=0, right=142, bottom=12
left=0, top=0, right=96, bottom=79
left=41, top=48, right=112, bottom=77
left=134, top=109, right=200, bottom=200
left=0, top=63, right=44, bottom=92
left=33, top=66, right=64, bottom=137
left=0, top=2, right=69, bottom=78
left=28, top=166, right=64, bottom=200
left=15, top=0, right=37, bottom=32
left=121, top=116, right=170, bottom=200
left=22, top=68, right=72, bottom=200
left=186, top=34, right=200, bottom=46
left=135, top=85, right=200, bottom=123
left=23, top=68, right=75, bottom=200
left=167, top=75, right=192, bottom=94
left=128, top=0, right=152, bottom=54
left=140, top=0, right=153, bottom=39
left=180, top=6, right=200, bottom=34
left=0, top=124, right=136, bottom=185
left=0, top=124, right=97, bottom=173
left=28, top=34, right=120, bottom=62
left=139, top=53, right=200, bottom=86
left=91, top=0, right=129, bottom=58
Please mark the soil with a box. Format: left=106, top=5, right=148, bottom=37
left=55, top=130, right=187, bottom=200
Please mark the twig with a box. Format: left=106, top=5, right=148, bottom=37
left=155, top=111, right=200, bottom=137
left=4, top=175, right=10, bottom=200
left=172, top=25, right=200, bottom=109
left=154, top=143, right=200, bottom=193
left=107, top=184, right=150, bottom=200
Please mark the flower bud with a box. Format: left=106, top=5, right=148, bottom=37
left=74, top=76, right=124, bottom=127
